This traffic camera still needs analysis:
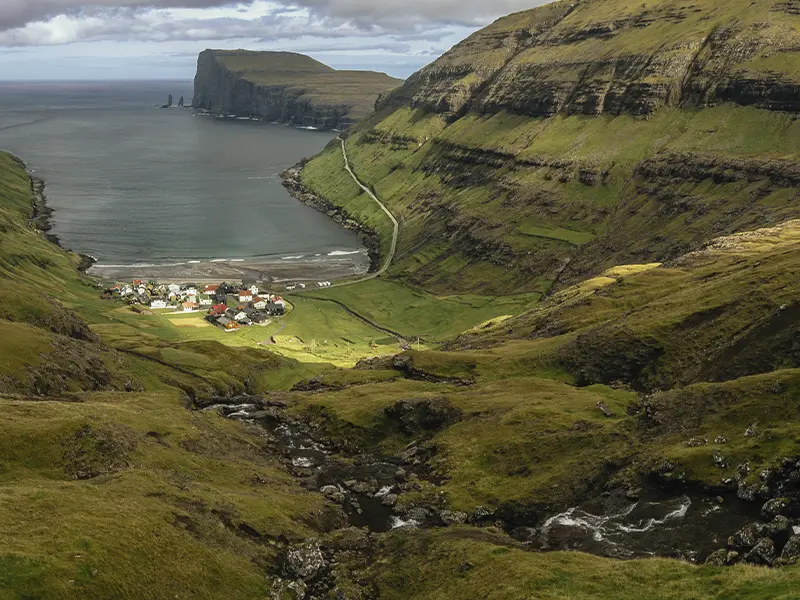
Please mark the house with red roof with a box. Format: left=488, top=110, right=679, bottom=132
left=209, top=304, right=227, bottom=316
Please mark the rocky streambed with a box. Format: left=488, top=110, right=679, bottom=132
left=198, top=396, right=800, bottom=597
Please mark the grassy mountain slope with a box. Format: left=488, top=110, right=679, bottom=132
left=301, top=0, right=800, bottom=295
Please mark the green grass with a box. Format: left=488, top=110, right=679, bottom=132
left=303, top=278, right=541, bottom=342
left=0, top=391, right=329, bottom=599
left=207, top=50, right=402, bottom=119
left=365, top=528, right=800, bottom=600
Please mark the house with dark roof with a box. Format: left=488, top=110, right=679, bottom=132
left=265, top=302, right=285, bottom=316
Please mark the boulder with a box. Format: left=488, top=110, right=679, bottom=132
left=386, top=398, right=462, bottom=435
left=406, top=507, right=430, bottom=522
left=781, top=535, right=800, bottom=561
left=344, top=480, right=374, bottom=494
left=381, top=494, right=399, bottom=507
left=729, top=523, right=761, bottom=550
left=286, top=542, right=325, bottom=579
left=705, top=549, right=728, bottom=566
left=762, top=497, right=792, bottom=520
left=762, top=515, right=791, bottom=546
left=439, top=510, right=468, bottom=525
left=744, top=538, right=776, bottom=566
left=320, top=485, right=345, bottom=504
left=713, top=452, right=730, bottom=469
left=271, top=578, right=307, bottom=600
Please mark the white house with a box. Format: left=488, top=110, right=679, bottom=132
left=297, top=283, right=307, bottom=289
left=239, top=291, right=253, bottom=303
left=253, top=297, right=268, bottom=310
left=198, top=294, right=213, bottom=307
left=234, top=311, right=249, bottom=322
left=168, top=284, right=181, bottom=293
left=150, top=299, right=168, bottom=309
left=286, top=285, right=297, bottom=291
left=182, top=302, right=199, bottom=313
left=249, top=284, right=260, bottom=296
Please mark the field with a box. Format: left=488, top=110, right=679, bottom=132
left=299, top=278, right=541, bottom=342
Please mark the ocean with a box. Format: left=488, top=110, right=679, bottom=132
left=0, top=81, right=367, bottom=281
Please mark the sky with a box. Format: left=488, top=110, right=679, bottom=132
left=0, top=0, right=548, bottom=81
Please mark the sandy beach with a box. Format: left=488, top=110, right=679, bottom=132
left=87, top=253, right=370, bottom=284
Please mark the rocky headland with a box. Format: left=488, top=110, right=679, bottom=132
left=192, top=50, right=402, bottom=131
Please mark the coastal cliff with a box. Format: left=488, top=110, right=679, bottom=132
left=192, top=50, right=402, bottom=130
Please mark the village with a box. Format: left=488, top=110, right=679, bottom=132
left=102, top=280, right=288, bottom=331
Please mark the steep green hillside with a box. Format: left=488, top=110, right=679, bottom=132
left=301, top=0, right=800, bottom=294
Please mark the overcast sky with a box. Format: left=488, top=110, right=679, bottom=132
left=0, top=0, right=546, bottom=80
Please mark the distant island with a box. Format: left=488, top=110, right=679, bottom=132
left=191, top=50, right=402, bottom=130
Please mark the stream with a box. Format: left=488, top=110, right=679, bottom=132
left=206, top=400, right=760, bottom=563
left=207, top=402, right=438, bottom=532
left=513, top=491, right=759, bottom=562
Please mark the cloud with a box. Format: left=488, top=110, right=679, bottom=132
left=0, top=0, right=551, bottom=80
left=294, top=0, right=545, bottom=29
left=0, top=1, right=549, bottom=45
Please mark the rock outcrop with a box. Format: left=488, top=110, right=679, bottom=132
left=192, top=50, right=402, bottom=130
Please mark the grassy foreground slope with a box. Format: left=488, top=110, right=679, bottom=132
left=4, top=149, right=800, bottom=598
left=0, top=153, right=342, bottom=598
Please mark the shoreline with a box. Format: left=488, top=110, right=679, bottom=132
left=25, top=168, right=369, bottom=285
left=281, top=159, right=381, bottom=273
left=26, top=170, right=97, bottom=273
left=87, top=253, right=369, bottom=285
left=20, top=148, right=373, bottom=285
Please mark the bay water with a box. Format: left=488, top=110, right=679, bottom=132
left=0, top=81, right=366, bottom=280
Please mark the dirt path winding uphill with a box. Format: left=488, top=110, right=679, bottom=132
left=328, top=136, right=399, bottom=287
